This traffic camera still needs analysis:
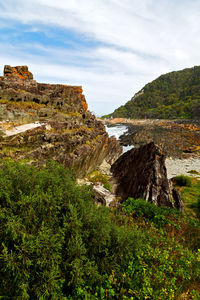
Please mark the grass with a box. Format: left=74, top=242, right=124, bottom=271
left=0, top=145, right=31, bottom=156
left=176, top=177, right=200, bottom=218
left=87, top=170, right=111, bottom=191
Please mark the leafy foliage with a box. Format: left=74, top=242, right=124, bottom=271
left=105, top=66, right=200, bottom=119
left=174, top=175, right=192, bottom=187
left=0, top=161, right=199, bottom=299
left=0, top=161, right=140, bottom=298
left=122, top=198, right=181, bottom=228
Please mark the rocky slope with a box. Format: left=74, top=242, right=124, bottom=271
left=104, top=65, right=200, bottom=119
left=0, top=65, right=122, bottom=177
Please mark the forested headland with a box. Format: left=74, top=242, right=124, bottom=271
left=104, top=66, right=200, bottom=119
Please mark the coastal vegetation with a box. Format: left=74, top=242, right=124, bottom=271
left=174, top=174, right=192, bottom=187
left=104, top=66, right=200, bottom=119
left=0, top=160, right=199, bottom=299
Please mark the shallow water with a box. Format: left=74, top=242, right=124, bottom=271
left=105, top=124, right=134, bottom=153
left=105, top=124, right=127, bottom=139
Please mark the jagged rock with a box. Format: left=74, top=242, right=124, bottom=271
left=4, top=65, right=33, bottom=80
left=93, top=185, right=116, bottom=206
left=0, top=65, right=122, bottom=177
left=111, top=142, right=183, bottom=211
left=172, top=188, right=184, bottom=212
left=97, top=159, right=112, bottom=176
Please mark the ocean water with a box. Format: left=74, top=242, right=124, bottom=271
left=105, top=124, right=134, bottom=153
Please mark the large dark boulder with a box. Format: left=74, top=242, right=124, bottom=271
left=111, top=142, right=183, bottom=211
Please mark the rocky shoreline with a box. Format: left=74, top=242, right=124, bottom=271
left=102, top=118, right=200, bottom=158
left=102, top=118, right=200, bottom=179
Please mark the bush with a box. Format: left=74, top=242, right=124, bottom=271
left=0, top=161, right=199, bottom=299
left=0, top=160, right=140, bottom=299
left=174, top=175, right=192, bottom=187
left=122, top=198, right=180, bottom=228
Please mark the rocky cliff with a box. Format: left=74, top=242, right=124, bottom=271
left=0, top=65, right=122, bottom=177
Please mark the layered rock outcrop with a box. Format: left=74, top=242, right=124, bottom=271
left=111, top=142, right=183, bottom=211
left=4, top=65, right=34, bottom=80
left=0, top=65, right=122, bottom=177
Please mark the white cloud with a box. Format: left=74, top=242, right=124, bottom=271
left=0, top=0, right=200, bottom=115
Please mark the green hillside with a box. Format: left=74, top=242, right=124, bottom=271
left=104, top=66, right=200, bottom=119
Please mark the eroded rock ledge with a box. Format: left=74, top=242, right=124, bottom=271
left=0, top=65, right=122, bottom=177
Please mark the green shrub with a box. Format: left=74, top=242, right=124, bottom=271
left=103, top=183, right=111, bottom=191
left=0, top=160, right=141, bottom=298
left=174, top=175, right=192, bottom=187
left=0, top=161, right=199, bottom=299
left=122, top=198, right=181, bottom=228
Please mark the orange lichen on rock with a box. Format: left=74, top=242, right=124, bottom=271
left=1, top=65, right=90, bottom=114
left=81, top=100, right=88, bottom=111
left=73, top=86, right=83, bottom=94
left=70, top=86, right=88, bottom=110
left=4, top=65, right=33, bottom=80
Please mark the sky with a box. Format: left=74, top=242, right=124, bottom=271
left=0, top=1, right=200, bottom=116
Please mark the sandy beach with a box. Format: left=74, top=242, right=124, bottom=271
left=166, top=158, right=200, bottom=179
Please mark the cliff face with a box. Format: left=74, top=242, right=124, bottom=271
left=0, top=65, right=122, bottom=177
